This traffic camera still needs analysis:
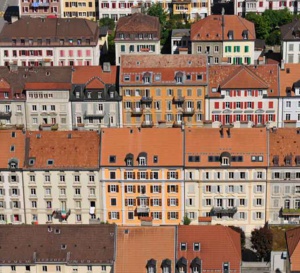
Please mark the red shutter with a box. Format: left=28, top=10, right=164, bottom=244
left=245, top=91, right=247, bottom=97
left=269, top=101, right=274, bottom=108
left=233, top=102, right=236, bottom=109
left=251, top=102, right=254, bottom=109
left=101, top=3, right=103, bottom=8
left=258, top=102, right=262, bottom=109
left=230, top=115, right=233, bottom=123
left=255, top=115, right=257, bottom=124
left=273, top=114, right=275, bottom=121
left=212, top=115, right=215, bottom=122
left=223, top=102, right=225, bottom=109
left=230, top=102, right=232, bottom=108
left=262, top=115, right=265, bottom=124
left=255, top=90, right=258, bottom=97
left=215, top=102, right=219, bottom=109
left=244, top=102, right=247, bottom=109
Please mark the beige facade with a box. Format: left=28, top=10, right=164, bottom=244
left=61, top=0, right=97, bottom=20
left=223, top=41, right=255, bottom=65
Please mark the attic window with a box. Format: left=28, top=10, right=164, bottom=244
left=11, top=132, right=16, bottom=138
left=188, top=156, right=200, bottom=162
left=285, top=155, right=292, bottom=166
left=180, top=242, right=187, bottom=251
left=109, top=156, right=116, bottom=163
left=54, top=228, right=60, bottom=234
left=9, top=159, right=18, bottom=169
left=212, top=88, right=217, bottom=93
left=197, top=74, right=203, bottom=81
left=220, top=152, right=231, bottom=166
left=143, top=72, right=151, bottom=84
left=296, top=156, right=300, bottom=165
left=124, top=75, right=130, bottom=81
left=193, top=242, right=201, bottom=251
left=47, top=159, right=54, bottom=166
left=153, top=156, right=158, bottom=163
left=231, top=156, right=243, bottom=162
left=242, top=30, right=248, bottom=40
left=125, top=153, right=133, bottom=166
left=186, top=74, right=191, bottom=80
left=273, top=155, right=279, bottom=166
left=138, top=152, right=147, bottom=166
left=61, top=244, right=67, bottom=249
left=154, top=74, right=161, bottom=81
left=10, top=145, right=15, bottom=152
left=228, top=30, right=234, bottom=40
left=29, top=158, right=35, bottom=166
left=175, top=72, right=183, bottom=84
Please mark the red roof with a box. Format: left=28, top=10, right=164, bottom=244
left=286, top=227, right=300, bottom=271
left=24, top=82, right=71, bottom=90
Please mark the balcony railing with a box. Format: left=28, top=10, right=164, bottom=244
left=31, top=2, right=50, bottom=7
left=173, top=121, right=183, bottom=128
left=137, top=206, right=150, bottom=214
left=183, top=107, right=195, bottom=115
left=0, top=111, right=12, bottom=118
left=141, top=96, right=153, bottom=103
left=141, top=121, right=154, bottom=128
left=131, top=107, right=143, bottom=115
left=173, top=96, right=185, bottom=103
left=84, top=111, right=105, bottom=118
left=211, top=207, right=238, bottom=215
left=281, top=208, right=300, bottom=216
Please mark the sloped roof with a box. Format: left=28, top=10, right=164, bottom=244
left=279, top=63, right=300, bottom=96
left=178, top=225, right=241, bottom=271
left=24, top=82, right=71, bottom=90
left=0, top=78, right=10, bottom=90
left=25, top=131, right=100, bottom=170
left=191, top=15, right=255, bottom=41
left=0, top=225, right=115, bottom=264
left=85, top=77, right=105, bottom=89
left=280, top=19, right=300, bottom=41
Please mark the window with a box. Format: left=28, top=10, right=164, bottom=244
left=139, top=157, right=146, bottom=166
left=109, top=156, right=116, bottom=163
left=87, top=266, right=92, bottom=272
left=111, top=198, right=117, bottom=206
left=257, top=172, right=263, bottom=179
left=256, top=198, right=262, bottom=206
left=180, top=242, right=187, bottom=251
left=11, top=266, right=16, bottom=271
left=42, top=266, right=47, bottom=272
left=256, top=212, right=262, bottom=219
left=222, top=157, right=230, bottom=166
left=240, top=172, right=246, bottom=179
left=256, top=185, right=263, bottom=192
left=239, top=198, right=245, bottom=206
left=193, top=243, right=200, bottom=251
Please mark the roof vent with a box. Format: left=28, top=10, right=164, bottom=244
left=103, top=62, right=111, bottom=72
left=124, top=229, right=129, bottom=234
left=54, top=228, right=60, bottom=234
left=61, top=244, right=67, bottom=250
left=46, top=71, right=50, bottom=76
left=36, top=134, right=41, bottom=139
left=287, top=68, right=290, bottom=74
left=68, top=133, right=72, bottom=139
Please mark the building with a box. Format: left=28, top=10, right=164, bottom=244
left=0, top=225, right=116, bottom=273
left=172, top=0, right=210, bottom=20
left=177, top=225, right=241, bottom=272
left=100, top=127, right=184, bottom=225
left=267, top=128, right=300, bottom=226
left=23, top=131, right=101, bottom=224
left=0, top=130, right=25, bottom=224
left=235, top=0, right=299, bottom=17
left=171, top=29, right=191, bottom=54
left=191, top=15, right=255, bottom=65
left=278, top=63, right=300, bottom=128
left=281, top=20, right=300, bottom=64
left=61, top=0, right=97, bottom=20
left=206, top=64, right=279, bottom=128
left=0, top=18, right=100, bottom=67
left=71, top=65, right=122, bottom=130
left=120, top=54, right=207, bottom=128
left=286, top=227, right=300, bottom=272
left=24, top=67, right=73, bottom=131
left=19, top=0, right=60, bottom=18
left=115, top=13, right=160, bottom=65
left=115, top=226, right=176, bottom=273
left=184, top=128, right=268, bottom=234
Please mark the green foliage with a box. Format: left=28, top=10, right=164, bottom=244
left=251, top=226, right=273, bottom=261
left=229, top=226, right=246, bottom=249
left=99, top=17, right=115, bottom=31
left=246, top=9, right=295, bottom=45
left=146, top=3, right=168, bottom=28
left=183, top=214, right=192, bottom=225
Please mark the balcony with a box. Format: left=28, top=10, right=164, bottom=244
left=281, top=208, right=300, bottom=216
left=89, top=218, right=101, bottom=224
left=0, top=111, right=12, bottom=118
left=131, top=107, right=143, bottom=115
left=211, top=207, right=238, bottom=215
left=141, top=121, right=154, bottom=128
left=39, top=124, right=58, bottom=131
left=137, top=206, right=150, bottom=214
left=141, top=96, right=153, bottom=103
left=183, top=107, right=195, bottom=115
left=84, top=111, right=105, bottom=118
left=173, top=121, right=183, bottom=128
left=31, top=1, right=50, bottom=7
left=173, top=96, right=185, bottom=103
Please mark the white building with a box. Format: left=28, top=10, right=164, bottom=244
left=0, top=17, right=100, bottom=67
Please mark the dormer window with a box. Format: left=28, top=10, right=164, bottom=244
left=242, top=30, right=248, bottom=40
left=175, top=72, right=184, bottom=84
left=220, top=152, right=231, bottom=166
left=176, top=257, right=187, bottom=273
left=146, top=259, right=156, bottom=273
left=125, top=153, right=134, bottom=166
left=143, top=72, right=151, bottom=84
left=228, top=30, right=234, bottom=40
left=87, top=92, right=91, bottom=98
left=273, top=155, right=279, bottom=166
left=138, top=34, right=143, bottom=39
left=119, top=33, right=124, bottom=39
left=191, top=257, right=201, bottom=273
left=161, top=259, right=171, bottom=273
left=139, top=157, right=146, bottom=166
left=76, top=92, right=80, bottom=98
left=9, top=159, right=18, bottom=169
left=285, top=155, right=292, bottom=166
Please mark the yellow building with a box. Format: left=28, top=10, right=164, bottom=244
left=61, top=0, right=97, bottom=20
left=100, top=127, right=184, bottom=225
left=120, top=54, right=207, bottom=128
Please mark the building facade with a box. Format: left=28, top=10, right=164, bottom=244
left=71, top=65, right=122, bottom=130
left=120, top=54, right=207, bottom=128
left=19, top=0, right=61, bottom=18
left=206, top=64, right=279, bottom=128
left=0, top=18, right=100, bottom=67
left=115, top=13, right=161, bottom=65
left=100, top=128, right=184, bottom=225
left=191, top=15, right=255, bottom=65
left=61, top=0, right=97, bottom=20
left=171, top=29, right=191, bottom=54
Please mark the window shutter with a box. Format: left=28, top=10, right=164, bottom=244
left=18, top=201, right=21, bottom=208
left=176, top=185, right=179, bottom=192
left=167, top=199, right=170, bottom=206
left=159, top=186, right=162, bottom=193
left=116, top=185, right=119, bottom=192
left=138, top=186, right=141, bottom=193
left=125, top=186, right=127, bottom=193
left=176, top=199, right=179, bottom=206
left=159, top=212, right=162, bottom=219
left=150, top=186, right=153, bottom=193
left=137, top=172, right=140, bottom=179
left=108, top=212, right=111, bottom=219
left=146, top=172, right=149, bottom=179
left=133, top=186, right=136, bottom=193
left=167, top=212, right=170, bottom=219
left=117, top=212, right=120, bottom=219
left=159, top=199, right=162, bottom=206
left=150, top=172, right=153, bottom=179
left=125, top=199, right=128, bottom=206
left=253, top=212, right=256, bottom=220
left=167, top=172, right=170, bottom=179
left=167, top=185, right=170, bottom=193
left=124, top=172, right=127, bottom=179
left=176, top=172, right=179, bottom=179
left=133, top=173, right=136, bottom=179
left=9, top=189, right=12, bottom=196
left=137, top=199, right=140, bottom=206
left=151, top=199, right=153, bottom=206
left=176, top=212, right=179, bottom=219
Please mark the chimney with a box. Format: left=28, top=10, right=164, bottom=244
left=102, top=62, right=111, bottom=72
left=227, top=128, right=231, bottom=138
left=219, top=127, right=224, bottom=138
left=281, top=59, right=285, bottom=70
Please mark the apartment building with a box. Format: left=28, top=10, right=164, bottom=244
left=0, top=18, right=100, bottom=67
left=281, top=20, right=300, bottom=64
left=24, top=67, right=73, bottom=131
left=120, top=55, right=207, bottom=127
left=191, top=15, right=255, bottom=65
left=23, top=131, right=101, bottom=224
left=0, top=225, right=116, bottom=273
left=185, top=128, right=267, bottom=235
left=19, top=0, right=61, bottom=18
left=278, top=63, right=300, bottom=128
left=171, top=29, right=191, bottom=54
left=207, top=64, right=279, bottom=128
left=61, top=0, right=97, bottom=20
left=71, top=65, right=122, bottom=130
left=172, top=0, right=210, bottom=20
left=115, top=13, right=160, bottom=65
left=100, top=127, right=184, bottom=225
left=0, top=130, right=25, bottom=225
left=235, top=0, right=300, bottom=17
left=267, top=128, right=300, bottom=226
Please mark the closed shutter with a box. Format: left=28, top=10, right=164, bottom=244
left=176, top=185, right=179, bottom=192
left=167, top=212, right=170, bottom=219
left=133, top=186, right=136, bottom=193
left=108, top=212, right=111, bottom=219
left=116, top=185, right=119, bottom=192
left=125, top=186, right=127, bottom=193
left=159, top=186, right=162, bottom=193
left=117, top=212, right=120, bottom=219
left=167, top=199, right=170, bottom=206
left=159, top=199, right=162, bottom=206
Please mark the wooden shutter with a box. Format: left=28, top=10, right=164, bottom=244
left=146, top=172, right=149, bottom=179
left=116, top=185, right=119, bottom=192
left=108, top=212, right=111, bottom=219
left=150, top=172, right=153, bottom=179
left=176, top=172, right=179, bottom=179
left=133, top=173, right=136, bottom=179
left=176, top=199, right=179, bottom=206
left=159, top=212, right=162, bottom=219
left=151, top=199, right=153, bottom=206
left=150, top=186, right=153, bottom=193
left=159, top=199, right=162, bottom=206
left=125, top=186, right=127, bottom=193
left=117, top=212, right=120, bottom=219
left=124, top=172, right=127, bottom=179
left=167, top=212, right=170, bottom=219
left=167, top=185, right=170, bottom=193
left=133, top=199, right=136, bottom=206
left=176, top=212, right=179, bottom=219
left=159, top=186, right=162, bottom=193
left=167, top=172, right=170, bottom=179
left=133, top=186, right=136, bottom=193
left=176, top=185, right=179, bottom=192
left=125, top=199, right=128, bottom=206
left=167, top=199, right=170, bottom=206
left=138, top=186, right=141, bottom=193
left=137, top=172, right=140, bottom=179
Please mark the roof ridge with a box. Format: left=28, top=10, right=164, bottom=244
left=236, top=15, right=256, bottom=39
left=224, top=226, right=241, bottom=259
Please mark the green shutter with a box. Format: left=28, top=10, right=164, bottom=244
left=237, top=46, right=240, bottom=52
left=225, top=46, right=228, bottom=53
left=239, top=58, right=242, bottom=64
left=229, top=46, right=232, bottom=53
left=234, top=46, right=236, bottom=52
left=233, top=58, right=236, bottom=64
left=245, top=45, right=249, bottom=53
left=247, top=58, right=251, bottom=65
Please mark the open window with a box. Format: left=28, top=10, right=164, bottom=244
left=146, top=259, right=156, bottom=273
left=138, top=152, right=147, bottom=166
left=125, top=153, right=134, bottom=166
left=220, top=152, right=231, bottom=166
left=176, top=257, right=187, bottom=273
left=161, top=259, right=171, bottom=273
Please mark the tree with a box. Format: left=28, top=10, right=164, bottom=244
left=251, top=226, right=273, bottom=261
left=146, top=3, right=168, bottom=28
left=229, top=226, right=246, bottom=249
left=99, top=17, right=115, bottom=31
left=246, top=12, right=270, bottom=40
left=266, top=30, right=281, bottom=46
left=183, top=214, right=192, bottom=225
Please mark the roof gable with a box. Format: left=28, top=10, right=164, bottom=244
left=0, top=78, right=10, bottom=89
left=85, top=77, right=105, bottom=89
left=286, top=227, right=300, bottom=259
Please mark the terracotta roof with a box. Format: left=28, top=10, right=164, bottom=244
left=0, top=78, right=10, bottom=90
left=280, top=19, right=300, bottom=41
left=0, top=130, right=25, bottom=169
left=72, top=66, right=117, bottom=85
left=24, top=82, right=71, bottom=90
left=198, top=216, right=212, bottom=222
left=177, top=225, right=241, bottom=271
left=0, top=225, right=115, bottom=264
left=100, top=128, right=183, bottom=167
left=191, top=15, right=255, bottom=41
left=116, top=226, right=176, bottom=273
left=120, top=55, right=207, bottom=85
left=25, top=131, right=100, bottom=170
left=85, top=77, right=105, bottom=89
left=269, top=128, right=300, bottom=167
left=279, top=64, right=300, bottom=96
left=185, top=128, right=267, bottom=167
left=116, top=13, right=160, bottom=33
left=0, top=18, right=99, bottom=45
left=208, top=64, right=279, bottom=97
left=286, top=227, right=300, bottom=260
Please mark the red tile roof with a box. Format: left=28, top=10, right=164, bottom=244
left=279, top=63, right=300, bottom=96
left=25, top=131, right=99, bottom=169
left=191, top=15, right=255, bottom=41
left=185, top=128, right=267, bottom=167
left=100, top=128, right=183, bottom=167
left=286, top=227, right=300, bottom=271
left=116, top=226, right=176, bottom=273
left=0, top=130, right=25, bottom=169
left=0, top=78, right=10, bottom=90
left=24, top=82, right=71, bottom=90
left=72, top=66, right=117, bottom=85
left=208, top=64, right=279, bottom=97
left=120, top=55, right=207, bottom=85
left=177, top=225, right=241, bottom=271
